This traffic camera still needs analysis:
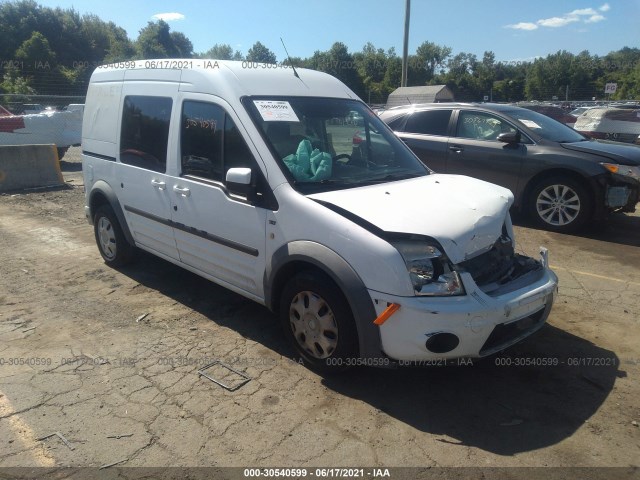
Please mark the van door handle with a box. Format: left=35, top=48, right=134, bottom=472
left=173, top=185, right=191, bottom=197
left=151, top=179, right=166, bottom=190
left=449, top=145, right=463, bottom=153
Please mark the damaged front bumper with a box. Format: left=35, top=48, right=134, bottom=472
left=371, top=248, right=558, bottom=362
left=596, top=172, right=640, bottom=215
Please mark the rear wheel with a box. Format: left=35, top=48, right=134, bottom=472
left=528, top=176, right=592, bottom=233
left=280, top=271, right=358, bottom=372
left=93, top=205, right=134, bottom=266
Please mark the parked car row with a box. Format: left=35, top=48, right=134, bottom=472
left=379, top=103, right=640, bottom=233
left=515, top=102, right=640, bottom=145
left=518, top=104, right=577, bottom=128
left=574, top=107, right=640, bottom=143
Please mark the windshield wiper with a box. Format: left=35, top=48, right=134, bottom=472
left=358, top=172, right=423, bottom=185
left=294, top=179, right=340, bottom=186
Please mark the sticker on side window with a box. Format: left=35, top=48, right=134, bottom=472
left=253, top=100, right=300, bottom=122
left=520, top=119, right=541, bottom=129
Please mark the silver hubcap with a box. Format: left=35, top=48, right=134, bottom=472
left=97, top=216, right=117, bottom=259
left=289, top=291, right=338, bottom=359
left=536, top=184, right=581, bottom=227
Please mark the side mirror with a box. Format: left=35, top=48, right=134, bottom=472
left=225, top=167, right=253, bottom=198
left=497, top=131, right=521, bottom=144
left=226, top=167, right=252, bottom=185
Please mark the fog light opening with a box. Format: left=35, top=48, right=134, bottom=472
left=425, top=332, right=460, bottom=354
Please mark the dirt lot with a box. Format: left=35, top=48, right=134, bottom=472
left=1, top=147, right=639, bottom=478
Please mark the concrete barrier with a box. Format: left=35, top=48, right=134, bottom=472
left=0, top=144, right=64, bottom=192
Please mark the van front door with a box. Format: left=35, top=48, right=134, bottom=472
left=168, top=95, right=268, bottom=300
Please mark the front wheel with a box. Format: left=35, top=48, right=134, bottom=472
left=528, top=177, right=592, bottom=233
left=280, top=271, right=358, bottom=372
left=93, top=205, right=134, bottom=266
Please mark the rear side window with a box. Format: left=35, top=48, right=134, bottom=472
left=403, top=110, right=452, bottom=136
left=120, top=96, right=172, bottom=173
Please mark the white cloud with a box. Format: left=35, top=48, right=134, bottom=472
left=151, top=12, right=185, bottom=21
left=585, top=14, right=606, bottom=22
left=569, top=7, right=597, bottom=15
left=506, top=22, right=538, bottom=30
left=537, top=16, right=579, bottom=27
left=506, top=4, right=610, bottom=31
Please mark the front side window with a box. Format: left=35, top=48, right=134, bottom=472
left=180, top=100, right=260, bottom=192
left=456, top=111, right=517, bottom=141
left=244, top=97, right=428, bottom=193
left=403, top=110, right=452, bottom=136
left=181, top=101, right=224, bottom=181
left=120, top=96, right=172, bottom=173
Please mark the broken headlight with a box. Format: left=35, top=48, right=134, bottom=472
left=392, top=240, right=464, bottom=296
left=601, top=163, right=640, bottom=182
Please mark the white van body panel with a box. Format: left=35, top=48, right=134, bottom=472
left=82, top=60, right=558, bottom=365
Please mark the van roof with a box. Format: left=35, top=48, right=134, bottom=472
left=90, top=59, right=360, bottom=101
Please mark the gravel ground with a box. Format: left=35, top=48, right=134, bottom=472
left=0, top=147, right=638, bottom=479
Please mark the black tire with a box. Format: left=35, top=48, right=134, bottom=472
left=93, top=205, right=134, bottom=266
left=279, top=271, right=358, bottom=372
left=528, top=176, right=592, bottom=233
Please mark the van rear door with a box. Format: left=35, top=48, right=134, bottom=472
left=116, top=72, right=180, bottom=260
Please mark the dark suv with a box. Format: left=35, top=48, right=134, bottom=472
left=379, top=103, right=640, bottom=233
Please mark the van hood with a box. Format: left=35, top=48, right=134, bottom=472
left=561, top=140, right=640, bottom=166
left=308, top=174, right=513, bottom=264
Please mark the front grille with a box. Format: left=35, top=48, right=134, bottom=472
left=479, top=308, right=547, bottom=356
left=460, top=236, right=541, bottom=289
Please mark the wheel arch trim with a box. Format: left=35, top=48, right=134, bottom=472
left=265, top=241, right=383, bottom=360
left=88, top=181, right=135, bottom=245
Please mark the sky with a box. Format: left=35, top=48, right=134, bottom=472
left=32, top=0, right=640, bottom=62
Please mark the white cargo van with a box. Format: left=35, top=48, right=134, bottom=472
left=82, top=60, right=557, bottom=370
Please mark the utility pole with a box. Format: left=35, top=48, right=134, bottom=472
left=401, top=0, right=410, bottom=87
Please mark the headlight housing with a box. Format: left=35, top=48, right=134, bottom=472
left=392, top=240, right=464, bottom=296
left=601, top=162, right=640, bottom=182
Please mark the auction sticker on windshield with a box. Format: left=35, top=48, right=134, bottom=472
left=520, top=119, right=541, bottom=129
left=253, top=100, right=300, bottom=122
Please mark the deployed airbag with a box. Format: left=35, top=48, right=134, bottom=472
left=283, top=139, right=332, bottom=182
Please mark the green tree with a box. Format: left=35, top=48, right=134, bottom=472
left=1, top=64, right=36, bottom=94
left=15, top=31, right=56, bottom=66
left=135, top=20, right=192, bottom=59
left=170, top=31, right=193, bottom=58
left=309, top=42, right=365, bottom=98
left=197, top=43, right=243, bottom=60
left=414, top=41, right=452, bottom=82
left=246, top=41, right=276, bottom=63
left=353, top=43, right=391, bottom=103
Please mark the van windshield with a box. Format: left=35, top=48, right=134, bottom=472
left=244, top=97, right=428, bottom=193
